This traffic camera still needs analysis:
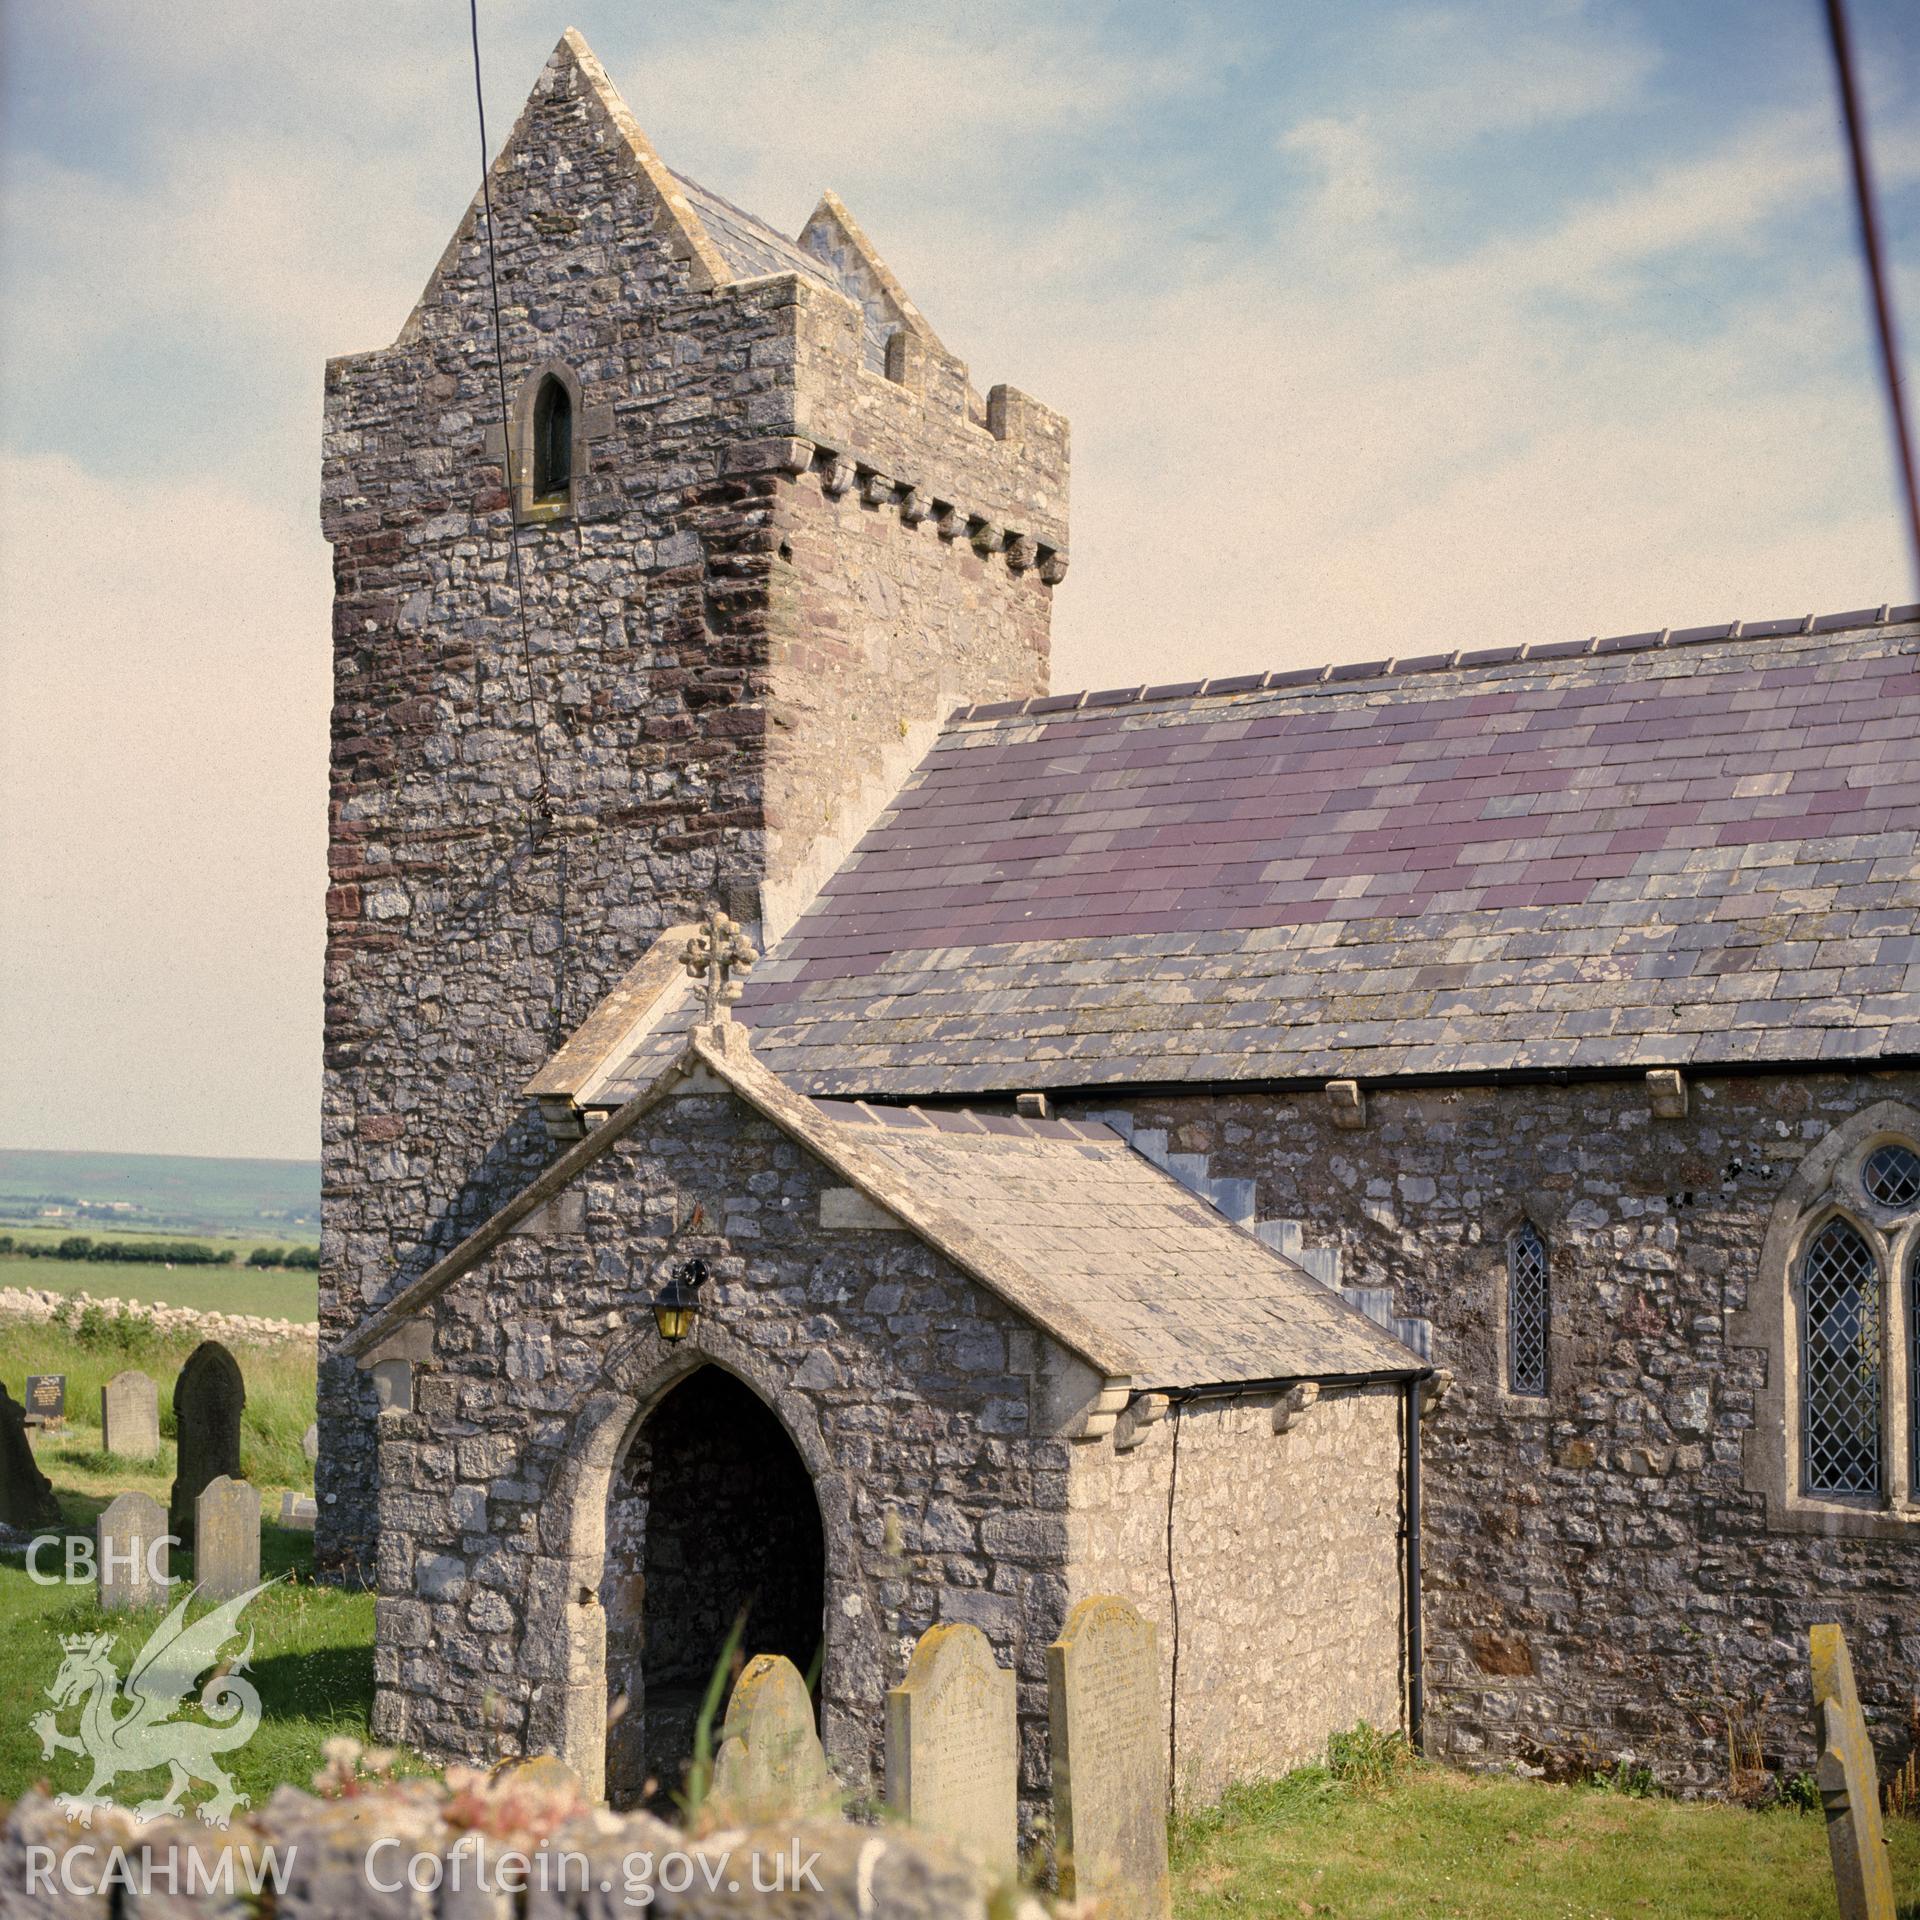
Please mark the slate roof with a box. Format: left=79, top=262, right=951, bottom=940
left=669, top=171, right=839, bottom=291
left=804, top=1095, right=1422, bottom=1387
left=375, top=1023, right=1426, bottom=1384
left=705, top=609, right=1920, bottom=1096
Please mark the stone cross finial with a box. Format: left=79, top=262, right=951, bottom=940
left=683, top=908, right=758, bottom=1022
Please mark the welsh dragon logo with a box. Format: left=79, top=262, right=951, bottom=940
left=32, top=1580, right=276, bottom=1827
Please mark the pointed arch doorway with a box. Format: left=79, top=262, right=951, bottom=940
left=601, top=1364, right=827, bottom=1808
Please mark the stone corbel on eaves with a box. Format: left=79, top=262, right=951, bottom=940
left=724, top=435, right=1068, bottom=585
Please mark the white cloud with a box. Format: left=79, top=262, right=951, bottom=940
left=0, top=454, right=330, bottom=1159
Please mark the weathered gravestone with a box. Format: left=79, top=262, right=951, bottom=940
left=97, top=1490, right=168, bottom=1610
left=1810, top=1623, right=1897, bottom=1920
left=707, top=1653, right=838, bottom=1825
left=168, top=1341, right=244, bottom=1548
left=301, top=1422, right=319, bottom=1464
left=195, top=1474, right=260, bottom=1601
left=1048, top=1594, right=1171, bottom=1920
left=887, top=1622, right=1018, bottom=1881
left=0, top=1381, right=61, bottom=1529
left=279, top=1491, right=318, bottom=1531
left=101, top=1369, right=160, bottom=1461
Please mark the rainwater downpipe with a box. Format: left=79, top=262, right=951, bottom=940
left=1405, top=1375, right=1425, bottom=1753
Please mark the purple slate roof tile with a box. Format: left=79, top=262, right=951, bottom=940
left=590, top=614, right=1920, bottom=1103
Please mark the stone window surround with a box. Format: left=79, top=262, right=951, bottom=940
left=481, top=359, right=614, bottom=526
left=1733, top=1098, right=1920, bottom=1540
left=1505, top=1222, right=1551, bottom=1402
left=1492, top=1208, right=1556, bottom=1410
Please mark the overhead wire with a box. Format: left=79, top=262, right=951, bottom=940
left=467, top=1, right=569, bottom=1040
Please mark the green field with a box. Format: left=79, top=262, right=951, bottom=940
left=0, top=1253, right=318, bottom=1321
left=1171, top=1760, right=1920, bottom=1918
left=0, top=1146, right=319, bottom=1241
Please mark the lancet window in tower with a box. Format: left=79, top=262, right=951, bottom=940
left=532, top=374, right=572, bottom=503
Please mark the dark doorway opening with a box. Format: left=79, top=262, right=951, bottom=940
left=603, top=1366, right=825, bottom=1808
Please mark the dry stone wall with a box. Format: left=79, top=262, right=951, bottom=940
left=1067, top=1382, right=1406, bottom=1806
left=319, top=43, right=1063, bottom=1583
left=1069, top=1068, right=1920, bottom=1790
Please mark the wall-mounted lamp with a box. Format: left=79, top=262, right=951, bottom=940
left=651, top=1258, right=708, bottom=1344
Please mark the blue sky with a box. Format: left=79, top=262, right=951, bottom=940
left=1, top=0, right=1916, bottom=1160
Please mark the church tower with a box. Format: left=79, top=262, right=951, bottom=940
left=317, top=30, right=1068, bottom=1577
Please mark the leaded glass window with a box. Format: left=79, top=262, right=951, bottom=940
left=1863, top=1143, right=1920, bottom=1211
left=1801, top=1217, right=1881, bottom=1498
left=1911, top=1237, right=1920, bottom=1492
left=1509, top=1223, right=1549, bottom=1397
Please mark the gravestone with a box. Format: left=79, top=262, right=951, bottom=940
left=886, top=1622, right=1018, bottom=1881
left=24, top=1374, right=66, bottom=1427
left=707, top=1653, right=837, bottom=1825
left=280, top=1492, right=318, bottom=1531
left=195, top=1474, right=261, bottom=1601
left=0, top=1381, right=61, bottom=1529
left=101, top=1369, right=160, bottom=1461
left=97, top=1490, right=168, bottom=1611
left=168, top=1341, right=244, bottom=1548
left=1809, top=1624, right=1897, bottom=1920
left=1048, top=1594, right=1171, bottom=1920
left=302, top=1422, right=319, bottom=1464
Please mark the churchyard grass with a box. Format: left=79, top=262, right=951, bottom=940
left=6, top=1314, right=316, bottom=1493
left=0, top=1325, right=398, bottom=1810
left=0, top=1522, right=409, bottom=1809
left=1170, top=1761, right=1920, bottom=1918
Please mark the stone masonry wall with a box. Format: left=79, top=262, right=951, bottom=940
left=1068, top=1383, right=1407, bottom=1806
left=369, top=1083, right=1082, bottom=1816
left=1066, top=1069, right=1920, bottom=1791
left=319, top=39, right=1065, bottom=1582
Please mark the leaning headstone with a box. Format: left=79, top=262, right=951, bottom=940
left=0, top=1382, right=61, bottom=1529
left=194, top=1475, right=260, bottom=1601
left=101, top=1369, right=160, bottom=1461
left=301, top=1422, right=319, bottom=1464
left=98, top=1490, right=168, bottom=1611
left=1810, top=1624, right=1897, bottom=1920
left=887, top=1622, right=1018, bottom=1881
left=1048, top=1595, right=1171, bottom=1920
left=168, top=1341, right=244, bottom=1548
left=707, top=1654, right=837, bottom=1825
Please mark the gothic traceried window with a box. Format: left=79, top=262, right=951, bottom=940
left=1508, top=1223, right=1549, bottom=1397
left=532, top=375, right=572, bottom=503
left=1801, top=1216, right=1882, bottom=1499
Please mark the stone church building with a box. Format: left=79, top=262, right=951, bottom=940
left=320, top=31, right=1920, bottom=1811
